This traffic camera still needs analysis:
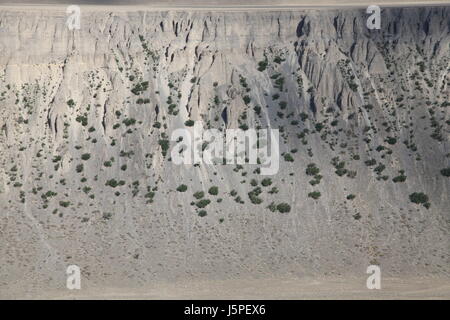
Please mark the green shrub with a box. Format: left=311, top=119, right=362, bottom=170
left=185, top=119, right=195, bottom=127
left=196, top=199, right=211, bottom=208
left=440, top=167, right=450, bottom=177
left=177, top=184, right=188, bottom=192
left=267, top=202, right=277, bottom=212
left=386, top=137, right=397, bottom=145
left=198, top=210, right=207, bottom=217
left=393, top=174, right=407, bottom=183
left=59, top=201, right=70, bottom=207
left=123, top=118, right=136, bottom=126
left=276, top=203, right=291, bottom=213
left=102, top=212, right=112, bottom=220
left=105, top=179, right=124, bottom=188
left=305, top=163, right=320, bottom=176
left=81, top=153, right=91, bottom=161
left=52, top=155, right=62, bottom=163
left=284, top=153, right=294, bottom=162
left=193, top=191, right=204, bottom=199
left=346, top=194, right=356, bottom=200
left=158, top=139, right=170, bottom=157
left=248, top=187, right=263, bottom=204
left=308, top=191, right=321, bottom=199
left=261, top=178, right=272, bottom=187
left=257, top=60, right=268, bottom=72
left=208, top=186, right=218, bottom=196
left=409, top=192, right=428, bottom=204
left=67, top=99, right=75, bottom=108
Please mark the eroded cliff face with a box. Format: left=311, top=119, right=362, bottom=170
left=0, top=6, right=449, bottom=294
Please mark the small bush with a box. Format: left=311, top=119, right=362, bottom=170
left=305, top=163, right=320, bottom=176
left=276, top=203, right=291, bottom=213
left=409, top=192, right=428, bottom=204
left=440, top=167, right=450, bottom=177
left=185, top=120, right=195, bottom=127
left=208, top=186, right=218, bottom=196
left=193, top=191, right=204, bottom=199
left=123, top=118, right=136, bottom=126
left=59, top=201, right=70, bottom=208
left=196, top=199, right=211, bottom=208
left=284, top=153, right=294, bottom=162
left=177, top=184, right=188, bottom=192
left=308, top=191, right=321, bottom=199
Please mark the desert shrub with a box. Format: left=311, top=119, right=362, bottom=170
left=409, top=192, right=428, bottom=204
left=305, top=163, right=320, bottom=176
left=440, top=167, right=450, bottom=177
left=52, top=155, right=62, bottom=163
left=196, top=199, right=211, bottom=208
left=284, top=153, right=294, bottom=162
left=105, top=179, right=124, bottom=188
left=308, top=191, right=321, bottom=199
left=59, top=201, right=70, bottom=208
left=315, top=122, right=324, bottom=132
left=248, top=187, right=263, bottom=204
left=239, top=124, right=249, bottom=131
left=393, top=174, right=407, bottom=183
left=267, top=202, right=277, bottom=212
left=185, top=120, right=195, bottom=127
left=81, top=153, right=91, bottom=161
left=67, top=99, right=75, bottom=108
left=123, top=118, right=136, bottom=126
left=177, top=184, right=188, bottom=192
left=82, top=186, right=91, bottom=194
left=193, top=191, right=204, bottom=199
left=208, top=186, right=218, bottom=196
left=261, top=178, right=272, bottom=187
left=276, top=203, right=291, bottom=213
left=102, top=212, right=112, bottom=220
left=257, top=60, right=268, bottom=71
left=386, top=137, right=397, bottom=145
left=158, top=139, right=170, bottom=156
left=75, top=164, right=83, bottom=173
left=198, top=210, right=207, bottom=217
left=346, top=194, right=356, bottom=200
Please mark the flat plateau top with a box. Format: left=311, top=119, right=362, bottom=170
left=0, top=1, right=449, bottom=12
